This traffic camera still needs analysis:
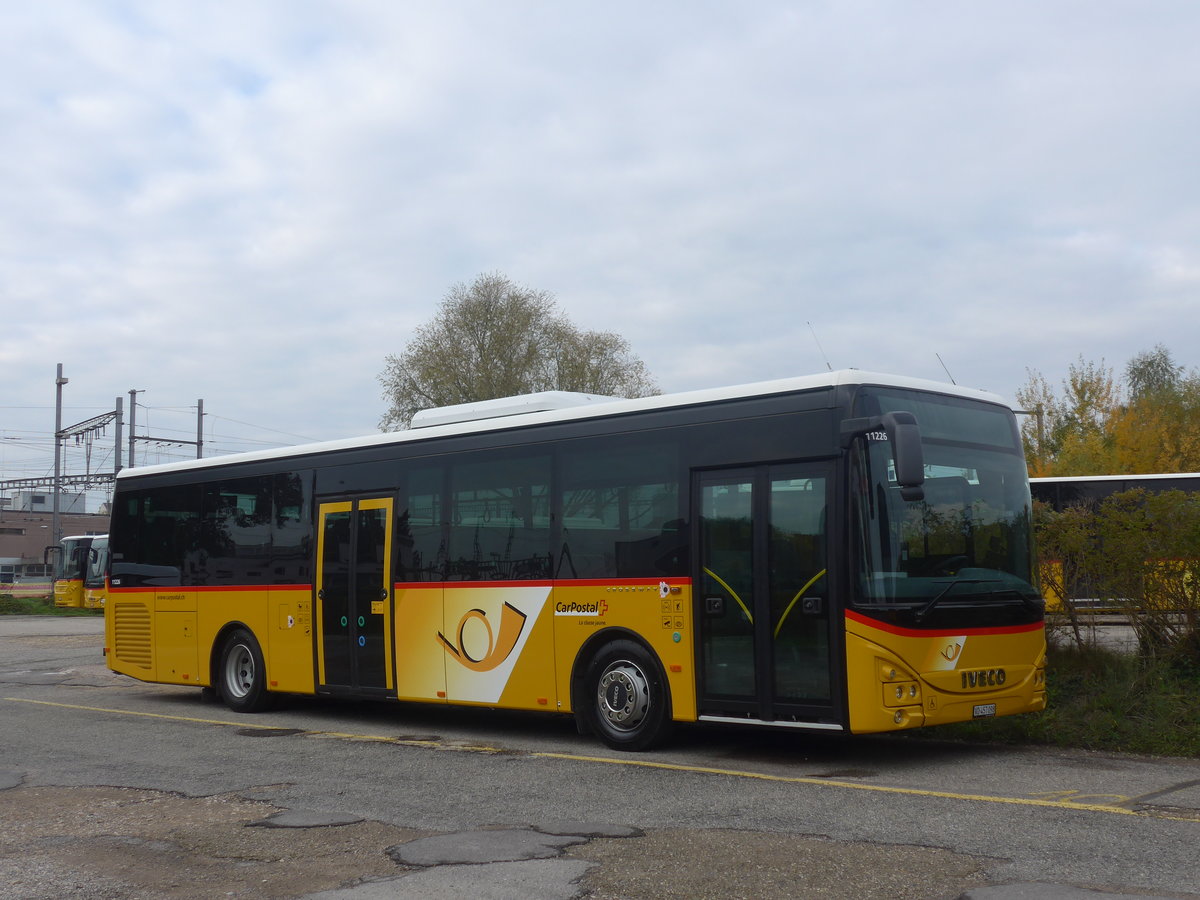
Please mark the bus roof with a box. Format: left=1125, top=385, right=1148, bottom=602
left=117, top=369, right=1008, bottom=481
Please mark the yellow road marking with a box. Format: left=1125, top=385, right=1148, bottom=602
left=5, top=697, right=1193, bottom=820
left=532, top=752, right=1151, bottom=815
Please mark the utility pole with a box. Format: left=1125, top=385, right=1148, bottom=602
left=124, top=392, right=205, bottom=463
left=52, top=364, right=68, bottom=545
left=114, top=396, right=124, bottom=473
left=128, top=389, right=143, bottom=468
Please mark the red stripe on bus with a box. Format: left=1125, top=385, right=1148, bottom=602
left=396, top=577, right=690, bottom=590
left=109, top=578, right=691, bottom=594
left=845, top=608, right=1043, bottom=638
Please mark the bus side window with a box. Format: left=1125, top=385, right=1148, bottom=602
left=273, top=472, right=313, bottom=584
left=449, top=453, right=551, bottom=581
left=399, top=465, right=444, bottom=582
left=560, top=436, right=682, bottom=579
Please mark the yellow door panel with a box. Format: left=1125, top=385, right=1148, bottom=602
left=155, top=611, right=198, bottom=685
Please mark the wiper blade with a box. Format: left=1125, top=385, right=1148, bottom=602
left=911, top=579, right=1041, bottom=623
left=912, top=578, right=978, bottom=623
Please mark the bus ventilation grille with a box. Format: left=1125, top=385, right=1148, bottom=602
left=113, top=601, right=153, bottom=670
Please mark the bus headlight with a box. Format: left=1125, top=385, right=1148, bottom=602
left=884, top=680, right=921, bottom=707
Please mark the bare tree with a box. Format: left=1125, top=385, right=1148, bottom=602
left=378, top=273, right=659, bottom=430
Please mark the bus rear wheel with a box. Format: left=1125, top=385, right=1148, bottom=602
left=218, top=628, right=274, bottom=713
left=584, top=639, right=672, bottom=751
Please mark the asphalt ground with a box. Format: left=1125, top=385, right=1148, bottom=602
left=1, top=615, right=1197, bottom=899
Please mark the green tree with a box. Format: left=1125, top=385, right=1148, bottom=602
left=1125, top=343, right=1182, bottom=403
left=1113, top=353, right=1200, bottom=473
left=378, top=273, right=659, bottom=430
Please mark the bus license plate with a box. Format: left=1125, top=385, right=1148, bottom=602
left=973, top=703, right=997, bottom=718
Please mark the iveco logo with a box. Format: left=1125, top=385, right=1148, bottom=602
left=961, top=668, right=1006, bottom=689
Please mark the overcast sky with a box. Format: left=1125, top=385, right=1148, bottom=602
left=4, top=2, right=1199, bottom=498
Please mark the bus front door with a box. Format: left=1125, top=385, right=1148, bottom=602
left=696, top=464, right=839, bottom=726
left=316, top=497, right=395, bottom=695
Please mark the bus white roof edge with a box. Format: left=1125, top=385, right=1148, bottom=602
left=410, top=391, right=618, bottom=429
left=116, top=370, right=1007, bottom=480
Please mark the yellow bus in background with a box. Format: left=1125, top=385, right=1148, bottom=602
left=83, top=535, right=110, bottom=610
left=1030, top=473, right=1200, bottom=612
left=47, top=534, right=102, bottom=609
left=106, top=371, right=1045, bottom=750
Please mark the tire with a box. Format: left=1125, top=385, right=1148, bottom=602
left=584, top=639, right=672, bottom=751
left=218, top=628, right=274, bottom=713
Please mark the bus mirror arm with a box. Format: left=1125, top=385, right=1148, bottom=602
left=840, top=411, right=925, bottom=502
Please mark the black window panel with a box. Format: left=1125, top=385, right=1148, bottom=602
left=115, top=483, right=202, bottom=586
left=272, top=472, right=313, bottom=584
left=449, top=452, right=551, bottom=581
left=109, top=492, right=141, bottom=584
left=560, top=434, right=684, bottom=579
left=315, top=459, right=400, bottom=495
left=678, top=411, right=836, bottom=469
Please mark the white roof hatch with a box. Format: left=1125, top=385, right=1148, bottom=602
left=409, top=391, right=618, bottom=429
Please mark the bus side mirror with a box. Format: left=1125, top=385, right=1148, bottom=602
left=840, top=410, right=926, bottom=502
left=884, top=412, right=925, bottom=502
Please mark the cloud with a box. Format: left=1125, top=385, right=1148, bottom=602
left=3, top=2, right=1200, bottom=495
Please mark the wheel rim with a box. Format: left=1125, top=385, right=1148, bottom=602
left=597, top=660, right=651, bottom=733
left=224, top=643, right=254, bottom=700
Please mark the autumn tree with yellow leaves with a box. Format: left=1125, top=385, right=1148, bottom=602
left=1017, top=345, right=1200, bottom=476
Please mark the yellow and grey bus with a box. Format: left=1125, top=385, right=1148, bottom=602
left=83, top=535, right=110, bottom=610
left=106, top=371, right=1045, bottom=750
left=48, top=534, right=103, bottom=609
left=1030, top=473, right=1200, bottom=611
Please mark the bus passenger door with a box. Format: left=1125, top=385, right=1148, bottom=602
left=315, top=497, right=394, bottom=694
left=696, top=464, right=837, bottom=725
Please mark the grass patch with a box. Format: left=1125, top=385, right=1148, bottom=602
left=924, top=643, right=1200, bottom=757
left=0, top=594, right=101, bottom=617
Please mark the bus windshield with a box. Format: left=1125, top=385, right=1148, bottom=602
left=85, top=537, right=109, bottom=589
left=53, top=538, right=88, bottom=582
left=849, top=390, right=1039, bottom=613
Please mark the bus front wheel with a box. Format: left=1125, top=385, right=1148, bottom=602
left=584, top=639, right=672, bottom=751
left=218, top=628, right=274, bottom=713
